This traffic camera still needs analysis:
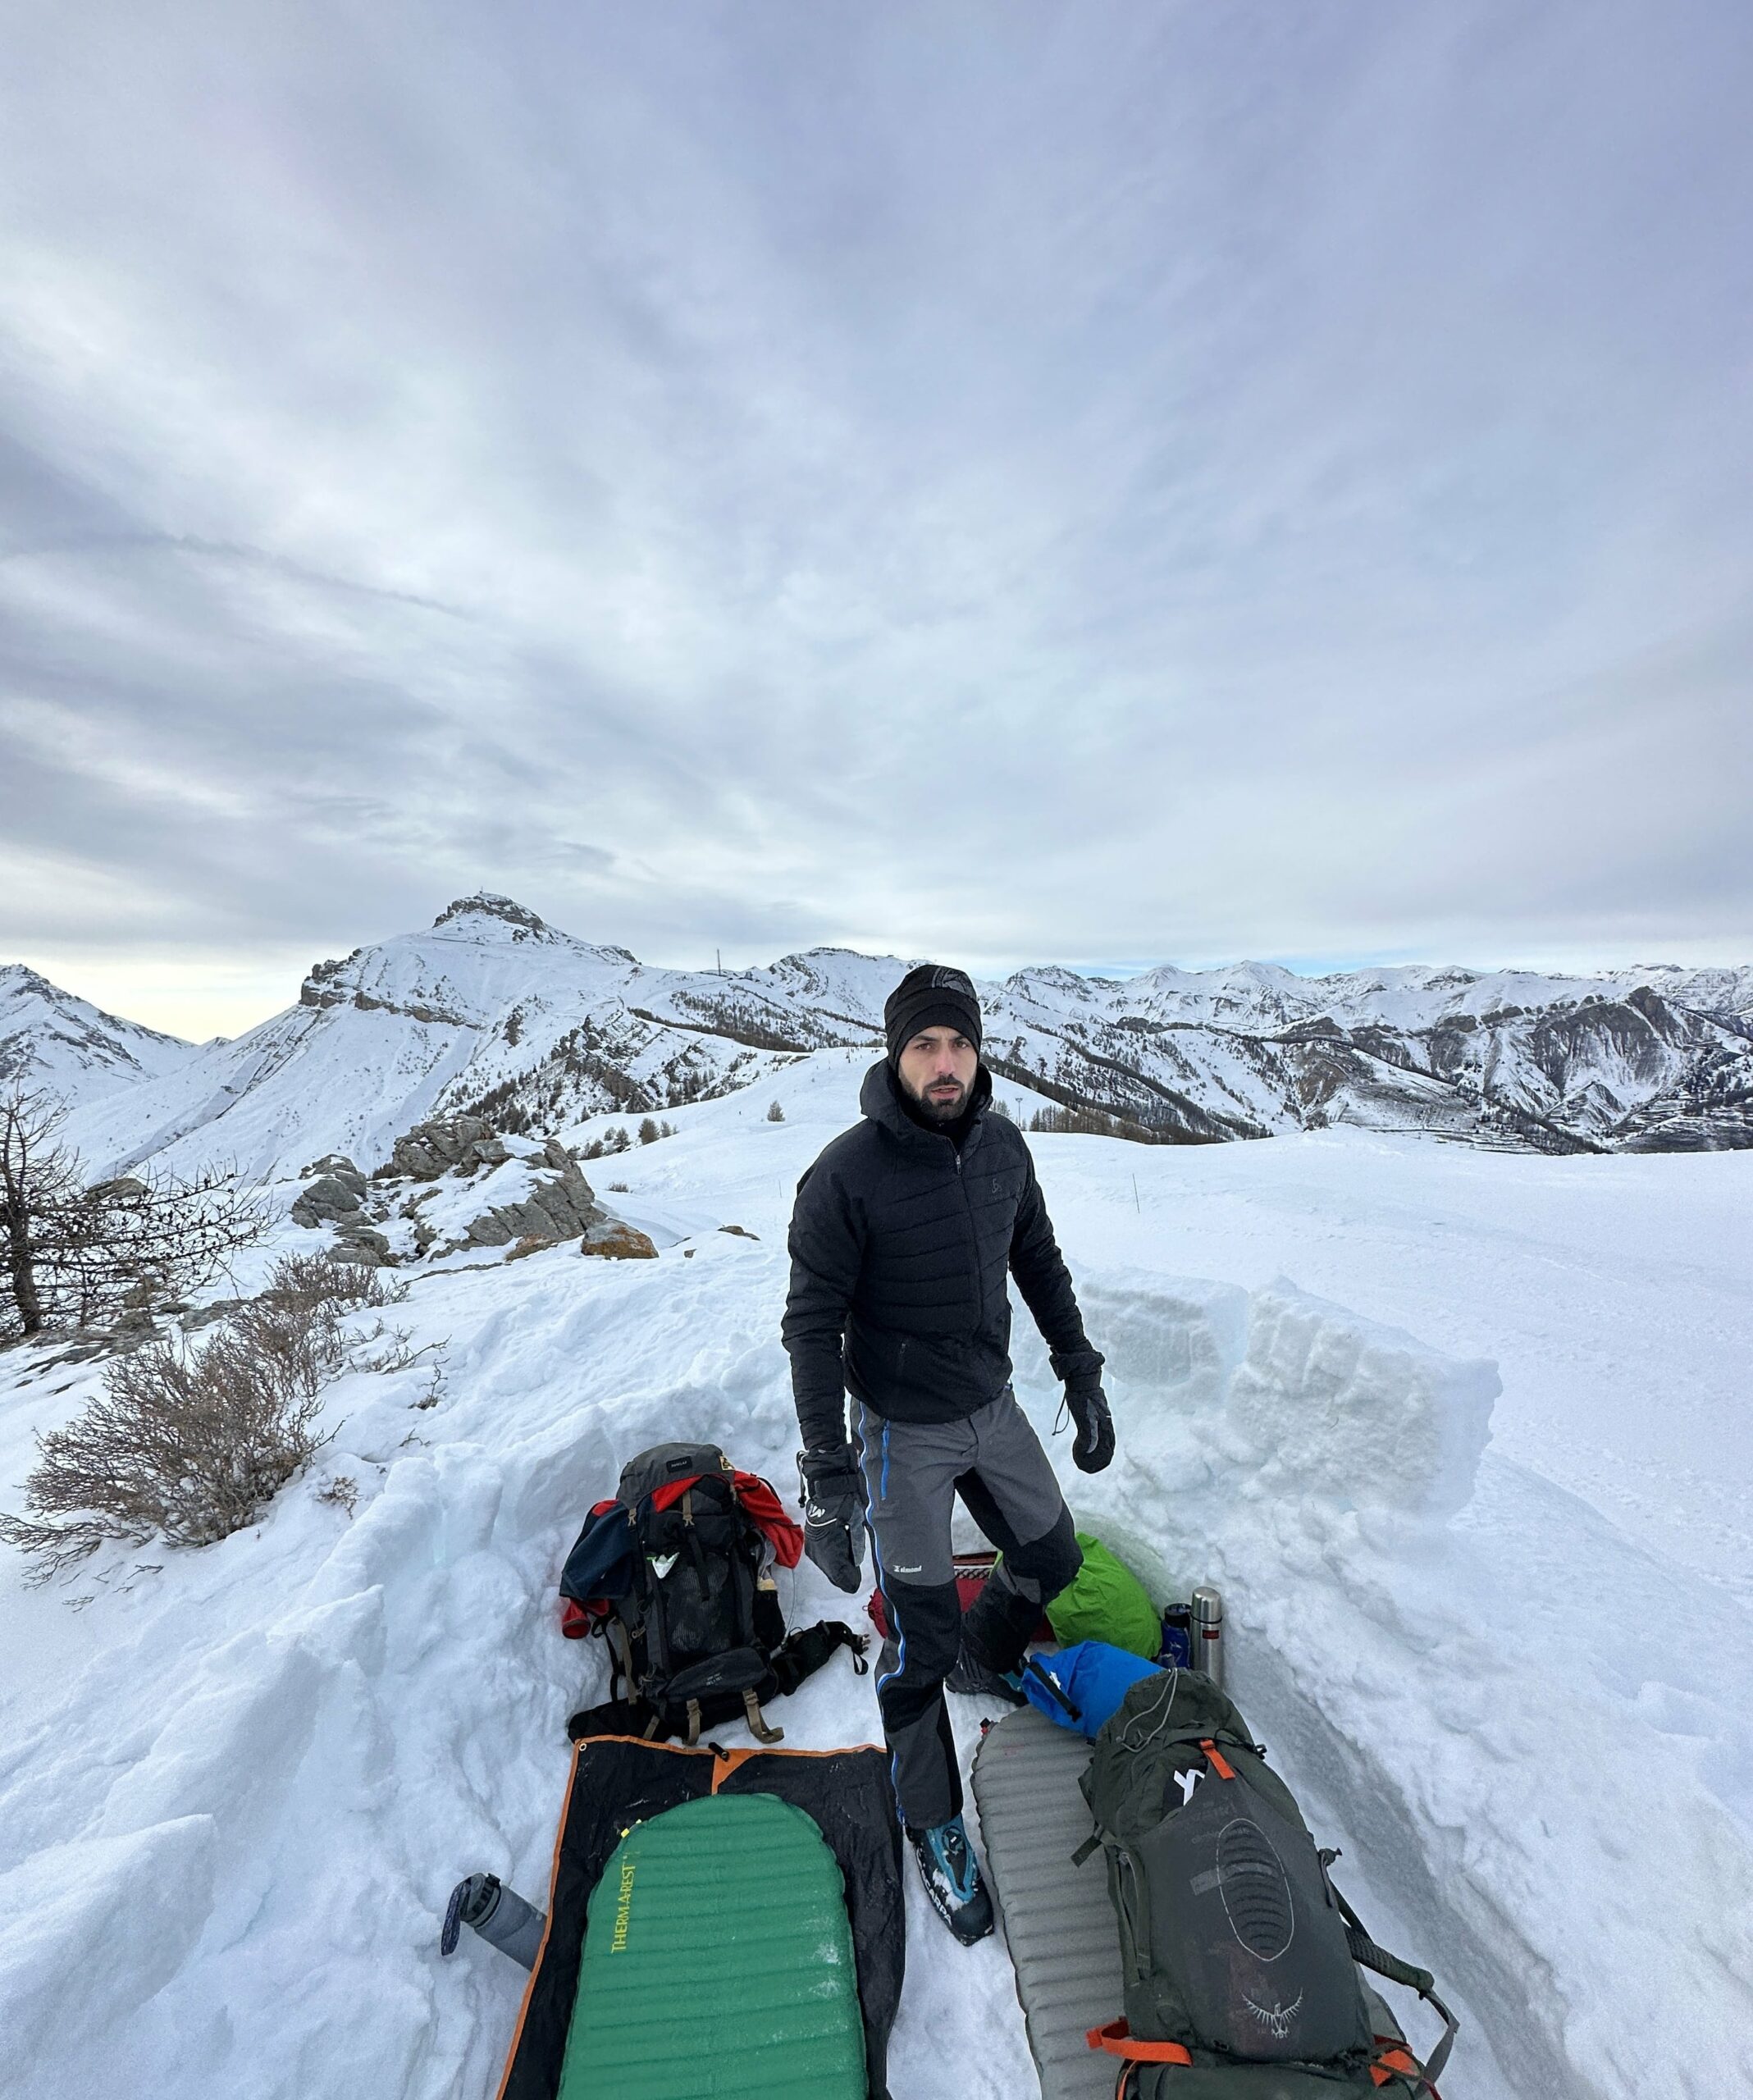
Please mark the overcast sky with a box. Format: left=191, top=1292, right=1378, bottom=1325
left=2, top=1, right=1751, bottom=1039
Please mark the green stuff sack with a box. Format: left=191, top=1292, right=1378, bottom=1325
left=1043, top=1532, right=1160, bottom=1659
left=558, top=1792, right=865, bottom=2100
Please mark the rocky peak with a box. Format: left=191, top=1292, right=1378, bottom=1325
left=431, top=893, right=550, bottom=938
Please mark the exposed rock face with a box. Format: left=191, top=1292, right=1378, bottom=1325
left=457, top=1149, right=604, bottom=1250
left=330, top=1222, right=391, bottom=1267
left=431, top=892, right=550, bottom=937
left=383, top=1116, right=514, bottom=1182
left=292, top=1114, right=642, bottom=1266
left=290, top=1156, right=368, bottom=1227
left=579, top=1221, right=659, bottom=1260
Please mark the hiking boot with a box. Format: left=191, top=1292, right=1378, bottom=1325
left=945, top=1646, right=1026, bottom=1705
left=910, top=1815, right=994, bottom=1944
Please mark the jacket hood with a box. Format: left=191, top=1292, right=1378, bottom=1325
left=859, top=1056, right=992, bottom=1143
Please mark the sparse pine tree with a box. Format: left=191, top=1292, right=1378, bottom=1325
left=637, top=1116, right=660, bottom=1145
left=2, top=1084, right=267, bottom=1341
left=765, top=1101, right=785, bottom=1123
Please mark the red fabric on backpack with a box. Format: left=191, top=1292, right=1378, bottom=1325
left=559, top=1472, right=804, bottom=1637
left=732, top=1470, right=804, bottom=1568
left=559, top=1500, right=625, bottom=1637
left=638, top=1472, right=804, bottom=1567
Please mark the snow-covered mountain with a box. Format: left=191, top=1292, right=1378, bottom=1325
left=18, top=895, right=1753, bottom=1177
left=0, top=965, right=194, bottom=1110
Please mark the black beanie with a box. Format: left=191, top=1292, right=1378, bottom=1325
left=884, top=963, right=984, bottom=1069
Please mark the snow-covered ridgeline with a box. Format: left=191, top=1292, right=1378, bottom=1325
left=0, top=965, right=194, bottom=1104
left=12, top=893, right=1751, bottom=1175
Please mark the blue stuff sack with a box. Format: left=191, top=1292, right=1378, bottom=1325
left=1020, top=1641, right=1163, bottom=1739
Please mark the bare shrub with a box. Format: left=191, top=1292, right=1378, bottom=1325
left=258, top=1249, right=406, bottom=1313
left=316, top=1474, right=359, bottom=1515
left=0, top=1253, right=409, bottom=1578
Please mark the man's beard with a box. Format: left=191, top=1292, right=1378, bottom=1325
left=904, top=1072, right=970, bottom=1122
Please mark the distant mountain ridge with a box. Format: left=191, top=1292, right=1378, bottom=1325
left=0, top=964, right=194, bottom=1106
left=14, top=893, right=1751, bottom=1177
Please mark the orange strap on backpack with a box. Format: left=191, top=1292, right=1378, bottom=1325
left=1370, top=2039, right=1433, bottom=2089
left=1085, top=2019, right=1193, bottom=2066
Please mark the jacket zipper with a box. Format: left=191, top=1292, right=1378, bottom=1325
left=948, top=1143, right=984, bottom=1323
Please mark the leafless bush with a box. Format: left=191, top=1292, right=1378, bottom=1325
left=0, top=1252, right=410, bottom=1578
left=316, top=1474, right=358, bottom=1515
left=258, top=1249, right=407, bottom=1312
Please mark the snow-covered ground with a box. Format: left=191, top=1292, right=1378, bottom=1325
left=2, top=1047, right=1751, bottom=2098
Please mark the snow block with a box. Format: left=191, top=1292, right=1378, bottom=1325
left=1225, top=1281, right=1497, bottom=1521
left=1016, top=1271, right=1249, bottom=1411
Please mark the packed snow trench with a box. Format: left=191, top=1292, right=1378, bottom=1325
left=2, top=1049, right=1751, bottom=2100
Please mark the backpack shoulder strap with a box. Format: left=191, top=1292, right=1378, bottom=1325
left=1329, top=1879, right=1458, bottom=2089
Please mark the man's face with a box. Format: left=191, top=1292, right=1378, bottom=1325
left=897, top=1026, right=980, bottom=1121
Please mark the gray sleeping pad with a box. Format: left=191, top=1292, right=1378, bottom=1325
left=970, top=1706, right=1120, bottom=2100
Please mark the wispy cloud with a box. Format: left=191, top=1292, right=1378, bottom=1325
left=2, top=0, right=1749, bottom=1034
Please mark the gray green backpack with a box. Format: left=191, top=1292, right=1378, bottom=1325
left=1079, top=1669, right=1458, bottom=2098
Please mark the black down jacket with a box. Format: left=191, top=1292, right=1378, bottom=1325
left=782, top=1060, right=1101, bottom=1451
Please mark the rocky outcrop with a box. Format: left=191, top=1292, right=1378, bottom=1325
left=289, top=1116, right=623, bottom=1265
left=452, top=1146, right=605, bottom=1252
left=382, top=1116, right=514, bottom=1182
left=331, top=1222, right=392, bottom=1267
left=290, top=1157, right=367, bottom=1227
left=579, top=1220, right=658, bottom=1260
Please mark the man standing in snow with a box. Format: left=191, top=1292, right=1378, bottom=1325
left=783, top=963, right=1113, bottom=1943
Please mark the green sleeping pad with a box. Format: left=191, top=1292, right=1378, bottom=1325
left=557, top=1791, right=866, bottom=2100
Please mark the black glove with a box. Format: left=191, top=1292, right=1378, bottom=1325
left=1051, top=1348, right=1114, bottom=1473
left=1066, top=1381, right=1115, bottom=1472
left=797, top=1446, right=865, bottom=1594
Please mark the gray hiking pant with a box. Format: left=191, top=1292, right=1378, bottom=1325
left=855, top=1388, right=1081, bottom=1832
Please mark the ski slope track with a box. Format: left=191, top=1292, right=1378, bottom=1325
left=2, top=1049, right=1750, bottom=2099
left=25, top=893, right=1753, bottom=1174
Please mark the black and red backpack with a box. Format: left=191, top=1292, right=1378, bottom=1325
left=559, top=1440, right=865, bottom=1747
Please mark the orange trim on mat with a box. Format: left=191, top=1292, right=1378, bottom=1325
left=710, top=1741, right=885, bottom=1789
left=492, top=1732, right=887, bottom=2086
left=572, top=1732, right=882, bottom=1759
left=492, top=1740, right=581, bottom=2100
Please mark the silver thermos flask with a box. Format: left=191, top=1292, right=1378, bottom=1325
left=1191, top=1585, right=1226, bottom=1690
left=441, top=1872, right=547, bottom=1970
